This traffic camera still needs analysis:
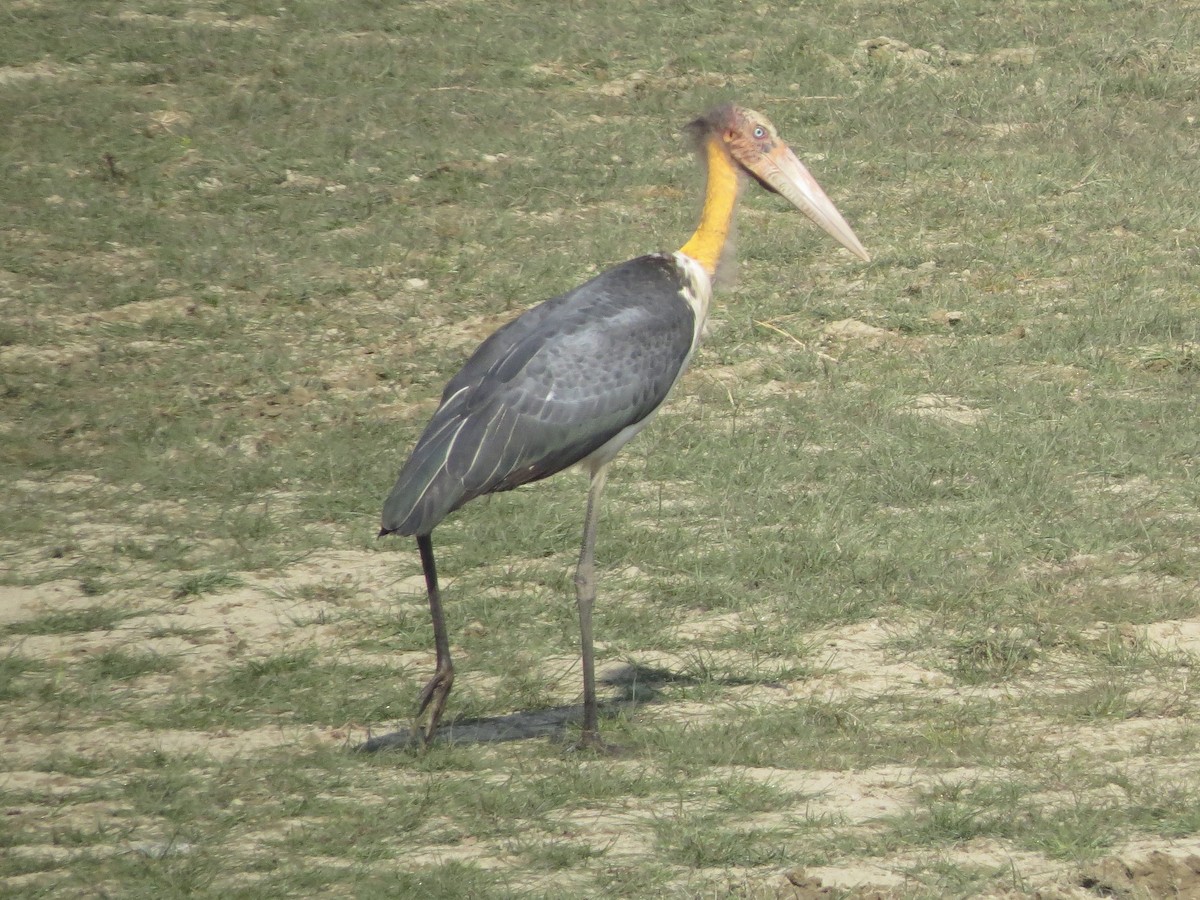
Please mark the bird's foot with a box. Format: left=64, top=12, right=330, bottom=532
left=415, top=665, right=454, bottom=746
left=568, top=729, right=624, bottom=757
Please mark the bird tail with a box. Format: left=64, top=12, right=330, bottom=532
left=379, top=416, right=466, bottom=537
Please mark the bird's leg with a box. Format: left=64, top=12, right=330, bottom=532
left=573, top=465, right=611, bottom=752
left=415, top=533, right=454, bottom=745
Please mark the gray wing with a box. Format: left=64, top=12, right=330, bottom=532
left=381, top=254, right=698, bottom=536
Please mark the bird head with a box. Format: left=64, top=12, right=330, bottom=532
left=688, top=104, right=870, bottom=262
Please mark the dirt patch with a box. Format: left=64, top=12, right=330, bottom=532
left=1143, top=618, right=1200, bottom=659
left=0, top=61, right=77, bottom=86
left=820, top=318, right=904, bottom=350
left=901, top=393, right=989, bottom=427
left=1, top=724, right=339, bottom=771
left=779, top=846, right=1200, bottom=898
left=1079, top=849, right=1200, bottom=899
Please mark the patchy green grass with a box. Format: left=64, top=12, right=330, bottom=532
left=171, top=571, right=244, bottom=599
left=3, top=604, right=147, bottom=637
left=2, top=0, right=1199, bottom=897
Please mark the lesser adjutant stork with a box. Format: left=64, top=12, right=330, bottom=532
left=380, top=103, right=869, bottom=749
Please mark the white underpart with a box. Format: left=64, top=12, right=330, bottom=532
left=579, top=252, right=714, bottom=477
left=672, top=251, right=713, bottom=343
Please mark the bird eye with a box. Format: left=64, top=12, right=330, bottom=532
left=752, top=126, right=766, bottom=139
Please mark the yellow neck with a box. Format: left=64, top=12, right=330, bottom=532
left=679, top=136, right=741, bottom=276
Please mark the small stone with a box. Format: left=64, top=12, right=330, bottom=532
left=985, top=47, right=1036, bottom=67
left=931, top=309, right=965, bottom=325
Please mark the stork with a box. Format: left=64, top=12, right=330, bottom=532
left=380, top=103, right=869, bottom=750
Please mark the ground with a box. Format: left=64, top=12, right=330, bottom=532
left=2, top=1, right=1199, bottom=897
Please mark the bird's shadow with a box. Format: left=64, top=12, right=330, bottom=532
left=355, top=661, right=780, bottom=753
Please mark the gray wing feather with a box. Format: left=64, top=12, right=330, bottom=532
left=382, top=254, right=697, bottom=536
